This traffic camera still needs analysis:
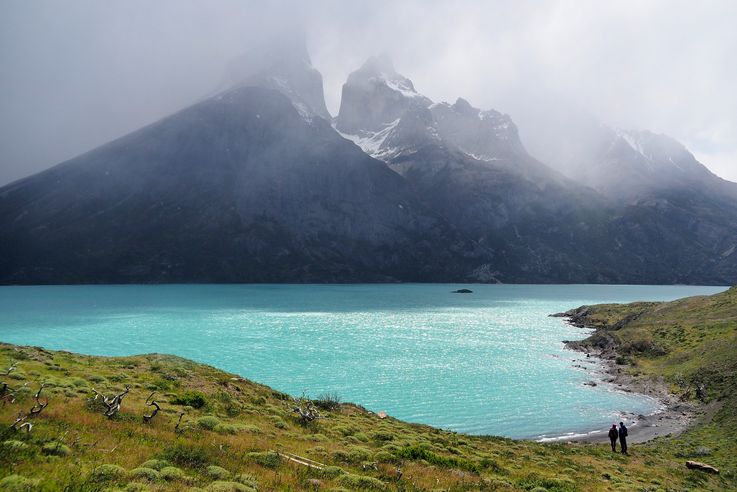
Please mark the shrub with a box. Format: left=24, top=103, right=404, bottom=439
left=41, top=442, right=71, bottom=457
left=214, top=423, right=243, bottom=435
left=161, top=443, right=211, bottom=468
left=206, top=465, right=231, bottom=480
left=2, top=440, right=29, bottom=452
left=160, top=466, right=186, bottom=481
left=393, top=445, right=479, bottom=473
left=373, top=451, right=398, bottom=464
left=123, top=482, right=151, bottom=491
left=246, top=451, right=281, bottom=469
left=352, top=433, right=369, bottom=442
left=271, top=416, right=288, bottom=429
left=0, top=475, right=40, bottom=491
left=140, top=459, right=170, bottom=470
left=90, top=464, right=127, bottom=482
left=319, top=466, right=346, bottom=478
left=234, top=473, right=258, bottom=488
left=338, top=473, right=386, bottom=490
left=172, top=390, right=208, bottom=409
left=205, top=481, right=255, bottom=492
left=313, top=391, right=341, bottom=411
left=371, top=431, right=395, bottom=442
left=128, top=467, right=160, bottom=482
left=198, top=415, right=222, bottom=430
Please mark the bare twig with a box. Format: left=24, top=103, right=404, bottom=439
left=29, top=384, right=48, bottom=416
left=174, top=412, right=190, bottom=435
left=91, top=385, right=130, bottom=418
left=292, top=393, right=321, bottom=424
left=143, top=392, right=161, bottom=423
left=1, top=362, right=17, bottom=376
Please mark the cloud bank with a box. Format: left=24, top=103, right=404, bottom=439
left=1, top=0, right=735, bottom=185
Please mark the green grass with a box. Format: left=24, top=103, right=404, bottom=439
left=1, top=287, right=736, bottom=490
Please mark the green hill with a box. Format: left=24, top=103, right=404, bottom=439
left=1, top=288, right=736, bottom=490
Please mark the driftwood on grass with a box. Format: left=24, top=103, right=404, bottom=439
left=8, top=383, right=49, bottom=433
left=0, top=363, right=21, bottom=404
left=686, top=461, right=719, bottom=474
left=142, top=391, right=161, bottom=423
left=91, top=385, right=130, bottom=418
left=293, top=394, right=321, bottom=424
left=174, top=412, right=190, bottom=435
left=29, top=384, right=48, bottom=416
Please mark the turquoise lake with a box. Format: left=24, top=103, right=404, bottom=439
left=0, top=284, right=727, bottom=439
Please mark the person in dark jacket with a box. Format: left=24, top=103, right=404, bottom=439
left=608, top=424, right=618, bottom=452
left=618, top=422, right=628, bottom=454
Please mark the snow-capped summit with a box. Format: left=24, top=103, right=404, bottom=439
left=563, top=126, right=725, bottom=198
left=335, top=55, right=431, bottom=135
left=225, top=33, right=331, bottom=121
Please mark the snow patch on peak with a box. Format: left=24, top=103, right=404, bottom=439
left=334, top=119, right=401, bottom=159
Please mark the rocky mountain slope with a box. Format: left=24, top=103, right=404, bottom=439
left=0, top=48, right=486, bottom=284
left=1, top=45, right=736, bottom=284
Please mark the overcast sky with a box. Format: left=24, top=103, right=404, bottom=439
left=1, top=0, right=735, bottom=186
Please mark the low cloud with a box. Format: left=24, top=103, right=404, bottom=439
left=1, top=0, right=735, bottom=184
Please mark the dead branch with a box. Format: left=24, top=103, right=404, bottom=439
left=9, top=411, right=27, bottom=431
left=174, top=412, right=190, bottom=435
left=292, top=394, right=321, bottom=424
left=686, top=460, right=719, bottom=474
left=143, top=391, right=161, bottom=423
left=29, top=384, right=48, bottom=416
left=1, top=362, right=17, bottom=376
left=91, top=385, right=130, bottom=418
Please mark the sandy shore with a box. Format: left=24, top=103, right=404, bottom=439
left=535, top=313, right=697, bottom=445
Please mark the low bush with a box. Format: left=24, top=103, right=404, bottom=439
left=313, top=391, right=341, bottom=411
left=206, top=465, right=231, bottom=480
left=338, top=473, right=386, bottom=490
left=140, top=459, right=170, bottom=470
left=90, top=464, right=127, bottom=483
left=0, top=474, right=40, bottom=491
left=41, top=442, right=71, bottom=457
left=197, top=415, right=222, bottom=430
left=160, top=466, right=186, bottom=481
left=128, top=467, right=160, bottom=482
left=172, top=390, right=208, bottom=409
left=161, top=443, right=210, bottom=468
left=205, top=481, right=255, bottom=492
left=246, top=451, right=281, bottom=469
left=393, top=445, right=479, bottom=473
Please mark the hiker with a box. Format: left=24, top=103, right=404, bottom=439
left=608, top=424, right=618, bottom=452
left=619, top=421, right=628, bottom=454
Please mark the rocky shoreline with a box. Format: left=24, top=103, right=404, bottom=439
left=544, top=307, right=697, bottom=444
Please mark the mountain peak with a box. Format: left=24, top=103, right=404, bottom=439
left=452, top=97, right=476, bottom=115
left=224, top=34, right=331, bottom=121
left=336, top=56, right=431, bottom=134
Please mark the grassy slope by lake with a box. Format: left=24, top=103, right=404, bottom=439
left=0, top=287, right=735, bottom=491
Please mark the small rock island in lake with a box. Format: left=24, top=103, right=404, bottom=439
left=452, top=288, right=473, bottom=293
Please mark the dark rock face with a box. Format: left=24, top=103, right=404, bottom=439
left=0, top=86, right=487, bottom=284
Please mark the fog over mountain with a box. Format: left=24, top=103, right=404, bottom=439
left=1, top=0, right=736, bottom=186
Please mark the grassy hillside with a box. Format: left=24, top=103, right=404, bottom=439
left=564, top=285, right=737, bottom=487
left=0, top=288, right=736, bottom=491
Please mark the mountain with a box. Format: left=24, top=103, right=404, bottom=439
left=334, top=56, right=737, bottom=284
left=0, top=47, right=487, bottom=284
left=1, top=46, right=736, bottom=285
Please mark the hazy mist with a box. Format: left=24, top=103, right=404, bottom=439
left=1, top=0, right=735, bottom=186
